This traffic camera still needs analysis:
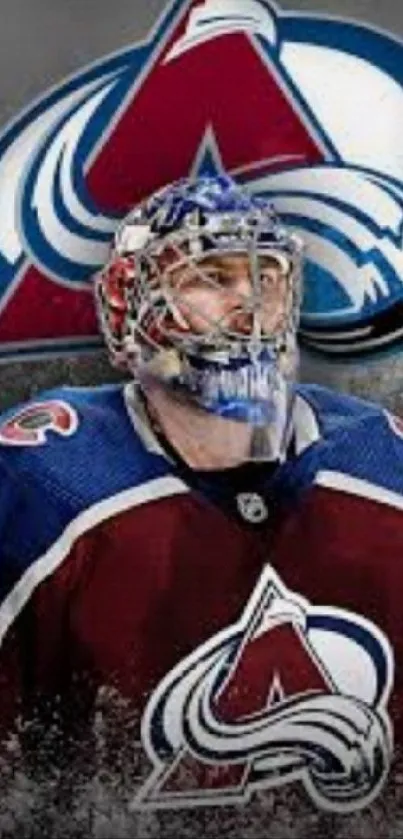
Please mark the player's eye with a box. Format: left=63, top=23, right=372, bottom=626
left=260, top=269, right=286, bottom=288
left=202, top=268, right=224, bottom=285
left=261, top=270, right=277, bottom=286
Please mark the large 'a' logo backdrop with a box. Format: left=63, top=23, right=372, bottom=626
left=2, top=0, right=403, bottom=363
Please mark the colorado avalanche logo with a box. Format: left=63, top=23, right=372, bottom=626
left=1, top=0, right=403, bottom=359
left=0, top=400, right=78, bottom=445
left=134, top=566, right=393, bottom=813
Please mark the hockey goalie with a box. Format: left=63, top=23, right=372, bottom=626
left=0, top=174, right=402, bottom=822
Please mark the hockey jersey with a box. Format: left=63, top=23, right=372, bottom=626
left=0, top=380, right=402, bottom=815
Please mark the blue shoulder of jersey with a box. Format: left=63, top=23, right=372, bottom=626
left=0, top=383, right=172, bottom=578
left=294, top=383, right=403, bottom=497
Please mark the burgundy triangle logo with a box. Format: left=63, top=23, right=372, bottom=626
left=0, top=0, right=326, bottom=355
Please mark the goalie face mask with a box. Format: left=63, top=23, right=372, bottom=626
left=95, top=175, right=304, bottom=462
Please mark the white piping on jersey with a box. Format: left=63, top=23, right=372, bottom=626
left=0, top=475, right=188, bottom=647
left=292, top=393, right=321, bottom=456
left=316, top=470, right=403, bottom=511
left=123, top=383, right=168, bottom=458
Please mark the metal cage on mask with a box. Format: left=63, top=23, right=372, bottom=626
left=95, top=177, right=304, bottom=459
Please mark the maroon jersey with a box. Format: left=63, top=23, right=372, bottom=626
left=0, top=380, right=402, bottom=824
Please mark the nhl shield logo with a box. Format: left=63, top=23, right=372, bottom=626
left=1, top=0, right=403, bottom=360
left=134, top=565, right=394, bottom=813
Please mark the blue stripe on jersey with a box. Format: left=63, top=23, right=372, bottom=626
left=0, top=384, right=174, bottom=584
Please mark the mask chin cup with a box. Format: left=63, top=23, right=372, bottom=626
left=180, top=350, right=294, bottom=462
left=137, top=346, right=295, bottom=463
left=248, top=385, right=293, bottom=463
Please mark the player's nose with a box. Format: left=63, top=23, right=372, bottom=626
left=222, top=273, right=255, bottom=333
left=232, top=271, right=253, bottom=299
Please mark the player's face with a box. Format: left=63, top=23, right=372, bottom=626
left=166, top=253, right=291, bottom=338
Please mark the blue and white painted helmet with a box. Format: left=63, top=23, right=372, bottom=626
left=96, top=174, right=304, bottom=441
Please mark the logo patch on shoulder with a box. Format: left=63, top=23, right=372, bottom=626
left=0, top=400, right=78, bottom=445
left=134, top=565, right=394, bottom=813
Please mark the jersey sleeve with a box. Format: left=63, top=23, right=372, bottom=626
left=0, top=453, right=96, bottom=762
left=0, top=455, right=30, bottom=740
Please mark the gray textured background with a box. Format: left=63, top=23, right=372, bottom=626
left=1, top=0, right=403, bottom=413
